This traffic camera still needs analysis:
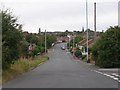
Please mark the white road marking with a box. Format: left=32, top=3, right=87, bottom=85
left=92, top=70, right=120, bottom=83
left=94, top=70, right=103, bottom=74
left=112, top=73, right=120, bottom=78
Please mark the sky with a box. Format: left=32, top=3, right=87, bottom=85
left=0, top=0, right=119, bottom=33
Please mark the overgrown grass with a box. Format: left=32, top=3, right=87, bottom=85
left=2, top=55, right=49, bottom=84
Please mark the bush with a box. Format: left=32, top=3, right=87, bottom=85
left=2, top=10, right=23, bottom=70
left=74, top=49, right=82, bottom=58
left=92, top=26, right=120, bottom=68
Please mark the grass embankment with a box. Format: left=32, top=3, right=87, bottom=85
left=2, top=55, right=49, bottom=84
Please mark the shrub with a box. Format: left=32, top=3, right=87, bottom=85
left=92, top=26, right=120, bottom=68
left=74, top=49, right=82, bottom=58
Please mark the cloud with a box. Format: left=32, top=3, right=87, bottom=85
left=1, top=0, right=119, bottom=33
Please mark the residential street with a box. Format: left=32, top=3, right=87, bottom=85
left=3, top=43, right=119, bottom=88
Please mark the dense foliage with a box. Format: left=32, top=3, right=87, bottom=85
left=92, top=26, right=120, bottom=68
left=2, top=10, right=23, bottom=69
left=74, top=35, right=82, bottom=44
left=2, top=10, right=57, bottom=70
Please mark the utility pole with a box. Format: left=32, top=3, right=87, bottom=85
left=39, top=28, right=42, bottom=49
left=45, top=29, right=47, bottom=54
left=67, top=35, right=70, bottom=51
left=73, top=31, right=75, bottom=49
left=86, top=0, right=89, bottom=63
left=69, top=36, right=70, bottom=51
left=118, top=1, right=120, bottom=26
left=73, top=31, right=75, bottom=56
left=94, top=2, right=97, bottom=41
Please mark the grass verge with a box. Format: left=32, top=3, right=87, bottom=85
left=2, top=55, right=49, bottom=84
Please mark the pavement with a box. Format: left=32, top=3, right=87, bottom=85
left=2, top=43, right=119, bottom=88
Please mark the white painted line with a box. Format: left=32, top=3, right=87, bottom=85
left=112, top=73, right=120, bottom=77
left=94, top=70, right=103, bottom=74
left=108, top=75, right=115, bottom=78
left=103, top=73, right=116, bottom=79
left=93, top=70, right=120, bottom=82
left=104, top=74, right=111, bottom=77
left=113, top=78, right=118, bottom=80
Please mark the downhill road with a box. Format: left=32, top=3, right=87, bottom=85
left=3, top=43, right=118, bottom=88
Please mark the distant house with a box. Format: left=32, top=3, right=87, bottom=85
left=79, top=29, right=100, bottom=48
left=78, top=29, right=101, bottom=55
left=79, top=38, right=95, bottom=48
left=57, top=36, right=69, bottom=42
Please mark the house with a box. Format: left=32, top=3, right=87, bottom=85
left=57, top=36, right=69, bottom=42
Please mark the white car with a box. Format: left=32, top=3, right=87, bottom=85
left=61, top=46, right=65, bottom=50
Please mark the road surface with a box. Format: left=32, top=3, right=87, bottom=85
left=3, top=43, right=119, bottom=88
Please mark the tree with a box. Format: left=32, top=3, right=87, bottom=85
left=47, top=35, right=56, bottom=49
left=92, top=26, right=120, bottom=68
left=26, top=33, right=38, bottom=44
left=74, top=35, right=82, bottom=44
left=2, top=10, right=22, bottom=69
left=19, top=40, right=29, bottom=59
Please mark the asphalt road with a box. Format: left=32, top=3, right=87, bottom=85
left=3, top=43, right=119, bottom=88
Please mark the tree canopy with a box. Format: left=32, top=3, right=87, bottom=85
left=92, top=26, right=120, bottom=68
left=2, top=10, right=23, bottom=69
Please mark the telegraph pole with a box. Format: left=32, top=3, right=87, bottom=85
left=39, top=28, right=42, bottom=49
left=73, top=31, right=75, bottom=56
left=45, top=29, right=47, bottom=54
left=118, top=1, right=120, bottom=26
left=94, top=2, right=97, bottom=41
left=73, top=31, right=75, bottom=49
left=86, top=0, right=89, bottom=63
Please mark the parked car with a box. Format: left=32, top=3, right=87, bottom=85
left=61, top=46, right=65, bottom=50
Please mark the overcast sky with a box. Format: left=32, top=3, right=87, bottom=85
left=0, top=0, right=119, bottom=33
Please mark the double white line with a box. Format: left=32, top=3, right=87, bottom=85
left=92, top=70, right=120, bottom=83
